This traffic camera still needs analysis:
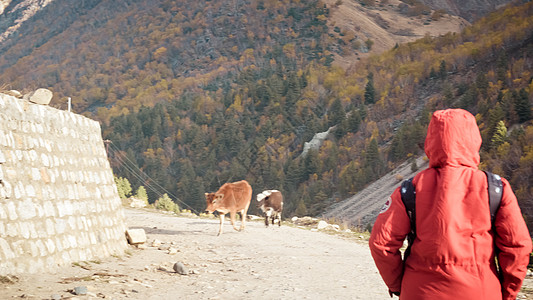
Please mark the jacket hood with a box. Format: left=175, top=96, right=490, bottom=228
left=425, top=109, right=481, bottom=168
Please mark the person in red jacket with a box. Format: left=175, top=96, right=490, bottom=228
left=369, top=108, right=532, bottom=299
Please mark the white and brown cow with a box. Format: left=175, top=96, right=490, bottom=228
left=205, top=180, right=252, bottom=236
left=257, top=190, right=283, bottom=227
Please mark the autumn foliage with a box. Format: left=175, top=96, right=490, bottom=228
left=0, top=0, right=532, bottom=231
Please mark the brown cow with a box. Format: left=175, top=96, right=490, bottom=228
left=204, top=180, right=252, bottom=235
left=257, top=190, right=283, bottom=227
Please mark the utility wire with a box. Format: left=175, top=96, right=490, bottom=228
left=111, top=146, right=199, bottom=214
left=108, top=142, right=200, bottom=214
left=110, top=143, right=196, bottom=212
left=112, top=150, right=166, bottom=199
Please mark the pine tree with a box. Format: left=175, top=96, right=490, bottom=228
left=476, top=73, right=489, bottom=97
left=322, top=142, right=339, bottom=174
left=285, top=72, right=301, bottom=111
left=334, top=121, right=347, bottom=140
left=365, top=138, right=384, bottom=179
left=487, top=103, right=505, bottom=144
left=439, top=60, right=447, bottom=78
left=285, top=159, right=303, bottom=191
left=304, top=149, right=320, bottom=180
left=294, top=198, right=308, bottom=217
left=328, top=98, right=346, bottom=127
left=515, top=88, right=532, bottom=123
left=442, top=84, right=454, bottom=106
left=409, top=122, right=426, bottom=155
left=496, top=52, right=508, bottom=87
left=364, top=72, right=375, bottom=104
left=177, top=160, right=197, bottom=210
left=459, top=87, right=476, bottom=110
left=429, top=67, right=437, bottom=79
left=347, top=110, right=362, bottom=133
left=188, top=176, right=206, bottom=214
left=255, top=84, right=273, bottom=111
left=491, top=120, right=507, bottom=148
left=339, top=161, right=357, bottom=196
left=389, top=131, right=405, bottom=162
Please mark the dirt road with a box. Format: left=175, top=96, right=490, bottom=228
left=3, top=208, right=532, bottom=299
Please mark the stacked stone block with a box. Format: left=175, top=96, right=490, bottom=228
left=0, top=93, right=127, bottom=275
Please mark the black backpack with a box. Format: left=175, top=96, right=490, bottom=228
left=400, top=171, right=503, bottom=259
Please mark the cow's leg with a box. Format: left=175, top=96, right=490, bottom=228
left=277, top=213, right=281, bottom=227
left=239, top=210, right=246, bottom=231
left=217, top=214, right=225, bottom=236
left=239, top=201, right=250, bottom=231
left=265, top=208, right=273, bottom=227
left=229, top=211, right=240, bottom=231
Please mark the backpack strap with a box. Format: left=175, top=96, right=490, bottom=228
left=484, top=171, right=503, bottom=280
left=399, top=172, right=502, bottom=261
left=484, top=171, right=503, bottom=224
left=400, top=178, right=416, bottom=259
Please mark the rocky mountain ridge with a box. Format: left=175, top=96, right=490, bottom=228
left=0, top=0, right=54, bottom=43
left=0, top=0, right=514, bottom=66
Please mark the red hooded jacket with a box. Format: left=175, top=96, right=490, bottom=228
left=369, top=109, right=531, bottom=299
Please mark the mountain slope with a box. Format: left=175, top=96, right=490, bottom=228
left=0, top=0, right=471, bottom=113
left=0, top=0, right=531, bottom=234
left=321, top=156, right=428, bottom=228
left=322, top=0, right=469, bottom=64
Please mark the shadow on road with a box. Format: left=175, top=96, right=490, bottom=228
left=128, top=226, right=204, bottom=236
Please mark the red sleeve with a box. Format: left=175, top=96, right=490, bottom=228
left=369, top=187, right=411, bottom=293
left=494, top=178, right=532, bottom=300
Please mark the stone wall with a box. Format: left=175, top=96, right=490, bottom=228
left=0, top=93, right=127, bottom=275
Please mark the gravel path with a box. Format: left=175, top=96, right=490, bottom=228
left=123, top=208, right=390, bottom=299
left=3, top=208, right=531, bottom=299
left=2, top=208, right=389, bottom=299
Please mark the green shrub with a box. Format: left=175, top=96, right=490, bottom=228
left=135, top=186, right=149, bottom=205
left=155, top=194, right=180, bottom=214
left=114, top=176, right=132, bottom=199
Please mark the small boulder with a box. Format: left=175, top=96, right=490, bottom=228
left=158, top=245, right=171, bottom=251
left=24, top=88, right=53, bottom=105
left=136, top=243, right=148, bottom=249
left=151, top=239, right=162, bottom=247
left=317, top=220, right=329, bottom=230
left=73, top=286, right=87, bottom=295
left=173, top=262, right=188, bottom=275
left=125, top=229, right=147, bottom=245
left=6, top=90, right=22, bottom=98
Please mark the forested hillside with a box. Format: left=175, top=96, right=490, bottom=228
left=0, top=0, right=337, bottom=117
left=0, top=0, right=467, bottom=117
left=0, top=0, right=532, bottom=231
left=109, top=0, right=532, bottom=229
